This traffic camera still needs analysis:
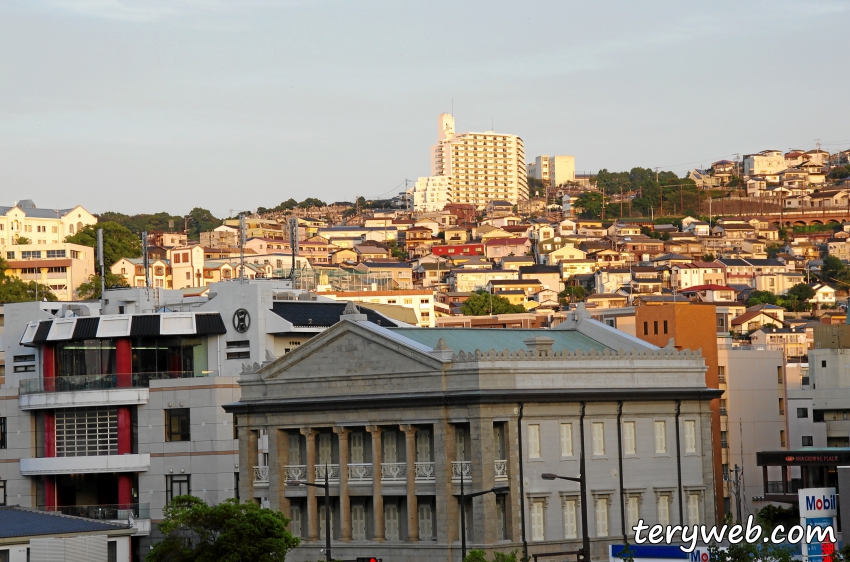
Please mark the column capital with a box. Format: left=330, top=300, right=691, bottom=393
left=399, top=424, right=417, bottom=436
left=333, top=426, right=351, bottom=438
left=300, top=427, right=314, bottom=437
left=365, top=425, right=384, bottom=435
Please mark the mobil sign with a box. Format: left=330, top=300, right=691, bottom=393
left=799, top=487, right=838, bottom=562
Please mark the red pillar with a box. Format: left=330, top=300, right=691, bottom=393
left=44, top=408, right=56, bottom=510
left=43, top=344, right=55, bottom=392
left=115, top=338, right=134, bottom=508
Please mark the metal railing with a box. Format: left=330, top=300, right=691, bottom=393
left=38, top=503, right=150, bottom=520
left=494, top=459, right=508, bottom=481
left=381, top=462, right=406, bottom=482
left=415, top=461, right=435, bottom=482
left=284, top=465, right=307, bottom=481
left=452, top=460, right=471, bottom=482
left=348, top=463, right=373, bottom=483
left=253, top=466, right=269, bottom=484
left=315, top=464, right=340, bottom=481
left=20, top=371, right=216, bottom=395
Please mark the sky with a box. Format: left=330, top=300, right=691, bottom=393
left=1, top=0, right=849, bottom=218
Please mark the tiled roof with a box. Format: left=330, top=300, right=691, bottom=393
left=0, top=506, right=130, bottom=539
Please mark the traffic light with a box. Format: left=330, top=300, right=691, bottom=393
left=355, top=558, right=382, bottom=562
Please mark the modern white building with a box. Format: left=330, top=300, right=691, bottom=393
left=742, top=150, right=785, bottom=178
left=423, top=113, right=528, bottom=210
left=528, top=155, right=576, bottom=187
left=0, top=200, right=97, bottom=246
left=410, top=176, right=451, bottom=213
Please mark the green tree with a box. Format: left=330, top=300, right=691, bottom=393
left=786, top=283, right=815, bottom=302
left=147, top=496, right=299, bottom=562
left=65, top=222, right=142, bottom=270
left=527, top=175, right=547, bottom=198
left=559, top=286, right=587, bottom=305
left=702, top=253, right=715, bottom=262
left=575, top=192, right=604, bottom=219
left=464, top=550, right=519, bottom=562
left=746, top=290, right=778, bottom=307
left=75, top=272, right=130, bottom=300
left=820, top=255, right=848, bottom=285
left=15, top=236, right=31, bottom=244
left=460, top=290, right=526, bottom=315
left=0, top=257, right=57, bottom=303
left=827, top=165, right=850, bottom=180
left=298, top=198, right=326, bottom=209
left=185, top=207, right=222, bottom=239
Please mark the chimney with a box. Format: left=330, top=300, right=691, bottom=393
left=523, top=335, right=555, bottom=355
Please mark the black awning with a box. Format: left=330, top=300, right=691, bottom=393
left=72, top=317, right=100, bottom=339
left=32, top=321, right=52, bottom=344
left=195, top=313, right=227, bottom=335
left=130, top=315, right=161, bottom=337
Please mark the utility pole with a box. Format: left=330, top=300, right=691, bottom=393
left=656, top=167, right=662, bottom=216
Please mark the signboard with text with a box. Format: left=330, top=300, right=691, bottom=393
left=799, top=487, right=838, bottom=562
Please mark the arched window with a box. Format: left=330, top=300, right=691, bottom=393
left=77, top=222, right=83, bottom=232
left=69, top=224, right=75, bottom=234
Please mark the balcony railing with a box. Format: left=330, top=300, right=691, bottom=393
left=494, top=459, right=508, bottom=481
left=315, top=464, right=340, bottom=482
left=348, top=463, right=373, bottom=483
left=39, top=503, right=150, bottom=520
left=452, top=461, right=471, bottom=482
left=253, top=466, right=269, bottom=485
left=415, top=462, right=435, bottom=482
left=284, top=465, right=307, bottom=481
left=20, top=371, right=217, bottom=395
left=381, top=462, right=407, bottom=482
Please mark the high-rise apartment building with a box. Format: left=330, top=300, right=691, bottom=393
left=528, top=155, right=576, bottom=187
left=410, top=114, right=527, bottom=211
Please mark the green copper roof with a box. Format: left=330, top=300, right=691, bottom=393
left=387, top=328, right=610, bottom=354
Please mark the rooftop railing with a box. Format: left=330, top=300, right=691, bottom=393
left=20, top=371, right=217, bottom=395
left=37, top=503, right=150, bottom=520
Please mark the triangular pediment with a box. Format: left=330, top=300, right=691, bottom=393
left=258, top=320, right=444, bottom=381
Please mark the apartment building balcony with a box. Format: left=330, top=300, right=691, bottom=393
left=315, top=464, right=340, bottom=482
left=380, top=462, right=406, bottom=483
left=348, top=463, right=373, bottom=484
left=415, top=462, right=435, bottom=483
left=20, top=454, right=151, bottom=476
left=284, top=465, right=307, bottom=481
left=19, top=371, right=214, bottom=410
left=253, top=466, right=270, bottom=487
left=451, top=460, right=471, bottom=482
left=494, top=459, right=508, bottom=481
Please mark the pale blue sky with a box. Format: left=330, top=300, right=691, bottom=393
left=1, top=0, right=849, bottom=217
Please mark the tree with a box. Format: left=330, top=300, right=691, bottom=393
left=464, top=550, right=519, bottom=562
left=76, top=272, right=130, bottom=300
left=0, top=257, right=57, bottom=303
left=460, top=290, right=526, bottom=315
left=559, top=286, right=586, bottom=305
left=575, top=192, right=604, bottom=219
left=820, top=255, right=848, bottom=285
left=298, top=198, right=325, bottom=209
left=745, top=290, right=778, bottom=307
left=527, top=175, right=547, bottom=198
left=15, top=236, right=31, bottom=244
left=185, top=207, right=222, bottom=240
left=702, top=253, right=715, bottom=262
left=147, top=496, right=299, bottom=562
left=786, top=283, right=815, bottom=302
left=65, top=222, right=142, bottom=270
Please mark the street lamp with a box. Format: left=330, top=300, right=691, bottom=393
left=287, top=464, right=331, bottom=562
left=542, top=472, right=590, bottom=562
left=456, top=469, right=510, bottom=562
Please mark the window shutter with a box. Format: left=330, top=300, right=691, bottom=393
left=385, top=503, right=399, bottom=540
left=564, top=499, right=577, bottom=539
left=596, top=498, right=608, bottom=537
left=352, top=504, right=366, bottom=540
left=657, top=496, right=669, bottom=526
left=685, top=421, right=696, bottom=453
left=627, top=496, right=639, bottom=533
left=623, top=422, right=636, bottom=455
left=416, top=429, right=431, bottom=462
left=688, top=494, right=700, bottom=525
left=384, top=430, right=398, bottom=463
left=419, top=503, right=433, bottom=538
left=319, top=433, right=332, bottom=464
left=655, top=421, right=666, bottom=454
left=455, top=427, right=466, bottom=460
left=528, top=424, right=541, bottom=458
left=350, top=432, right=364, bottom=463
left=531, top=500, right=545, bottom=541
left=593, top=423, right=605, bottom=456
left=560, top=423, right=572, bottom=457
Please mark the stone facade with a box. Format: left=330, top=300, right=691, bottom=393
left=227, top=308, right=720, bottom=562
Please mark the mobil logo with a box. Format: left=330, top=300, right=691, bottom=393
left=689, top=550, right=710, bottom=562
left=805, top=493, right=836, bottom=512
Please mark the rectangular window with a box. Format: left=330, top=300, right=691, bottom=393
left=687, top=494, right=700, bottom=525
left=663, top=320, right=668, bottom=334
left=797, top=408, right=809, bottom=418
left=107, top=541, right=117, bottom=562
left=384, top=502, right=399, bottom=541
left=653, top=321, right=658, bottom=335
left=627, top=496, right=640, bottom=534
left=531, top=500, right=545, bottom=541
left=319, top=433, right=332, bottom=464
left=165, top=409, right=190, bottom=442
left=563, top=499, right=577, bottom=539
left=779, top=399, right=785, bottom=416
left=777, top=367, right=784, bottom=384
left=623, top=421, right=636, bottom=455
left=166, top=474, right=190, bottom=504
left=495, top=495, right=507, bottom=540
left=419, top=501, right=434, bottom=539
left=291, top=504, right=303, bottom=537
left=0, top=418, right=5, bottom=449
left=657, top=495, right=670, bottom=526
left=592, top=422, right=605, bottom=456
left=684, top=420, right=696, bottom=453
left=55, top=407, right=117, bottom=456
left=596, top=498, right=608, bottom=537
left=643, top=322, right=648, bottom=335
left=0, top=480, right=5, bottom=506
left=560, top=423, right=572, bottom=457
left=352, top=503, right=366, bottom=540
left=655, top=421, right=667, bottom=454
left=528, top=424, right=541, bottom=459
left=802, top=436, right=813, bottom=447
left=226, top=351, right=250, bottom=360
left=46, top=250, right=66, bottom=258
left=320, top=503, right=335, bottom=540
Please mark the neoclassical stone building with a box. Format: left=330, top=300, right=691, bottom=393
left=227, top=305, right=720, bottom=562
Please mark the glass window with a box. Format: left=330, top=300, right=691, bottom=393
left=131, top=336, right=204, bottom=375
left=165, top=409, right=190, bottom=442
left=55, top=339, right=116, bottom=377
left=592, top=422, right=605, bottom=456
left=802, top=436, right=813, bottom=447
left=560, top=423, right=572, bottom=457
left=55, top=407, right=117, bottom=457
left=623, top=422, right=636, bottom=455
left=797, top=408, right=809, bottom=418
left=0, top=418, right=5, bottom=449
left=655, top=421, right=667, bottom=454
left=0, top=480, right=5, bottom=506
left=528, top=424, right=541, bottom=458
left=166, top=474, right=190, bottom=504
